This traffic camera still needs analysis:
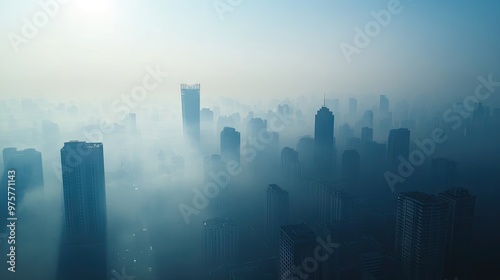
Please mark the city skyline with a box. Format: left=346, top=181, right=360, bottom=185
left=1, top=1, right=500, bottom=279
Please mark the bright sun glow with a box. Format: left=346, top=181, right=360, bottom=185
left=73, top=0, right=114, bottom=14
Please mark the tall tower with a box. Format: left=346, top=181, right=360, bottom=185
left=341, top=149, right=360, bottom=182
left=266, top=184, right=289, bottom=246
left=314, top=106, right=335, bottom=180
left=61, top=141, right=107, bottom=245
left=438, top=188, right=475, bottom=279
left=310, top=180, right=353, bottom=225
left=280, top=147, right=301, bottom=186
left=202, top=217, right=239, bottom=270
left=349, top=98, right=358, bottom=118
left=204, top=154, right=228, bottom=210
left=220, top=127, right=241, bottom=166
left=297, top=136, right=315, bottom=179
left=0, top=148, right=44, bottom=230
left=395, top=192, right=448, bottom=280
left=181, top=84, right=201, bottom=145
left=431, top=158, right=457, bottom=191
left=2, top=147, right=44, bottom=198
left=247, top=117, right=267, bottom=141
left=279, top=224, right=320, bottom=280
left=387, top=128, right=410, bottom=169
left=380, top=95, right=389, bottom=115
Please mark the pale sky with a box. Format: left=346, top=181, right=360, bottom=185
left=1, top=0, right=499, bottom=105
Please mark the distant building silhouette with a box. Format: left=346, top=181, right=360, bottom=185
left=42, top=120, right=60, bottom=148
left=349, top=98, right=358, bottom=118
left=280, top=147, right=301, bottom=186
left=126, top=113, right=137, bottom=134
left=341, top=150, right=360, bottom=182
left=395, top=192, right=448, bottom=280
left=2, top=147, right=44, bottom=198
left=202, top=217, right=239, bottom=270
left=431, top=158, right=457, bottom=190
left=361, top=127, right=373, bottom=144
left=220, top=127, right=241, bottom=166
left=310, top=180, right=354, bottom=225
left=201, top=108, right=215, bottom=153
left=247, top=117, right=267, bottom=141
left=266, top=184, right=289, bottom=246
left=297, top=136, right=315, bottom=179
left=204, top=154, right=228, bottom=210
left=0, top=148, right=44, bottom=227
left=380, top=95, right=389, bottom=115
left=387, top=128, right=410, bottom=169
left=181, top=84, right=201, bottom=146
left=439, top=188, right=475, bottom=279
left=360, top=110, right=374, bottom=128
left=314, top=106, right=335, bottom=180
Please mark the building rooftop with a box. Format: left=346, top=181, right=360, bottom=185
left=203, top=217, right=236, bottom=227
left=439, top=188, right=473, bottom=199
left=400, top=192, right=442, bottom=204
left=281, top=224, right=315, bottom=241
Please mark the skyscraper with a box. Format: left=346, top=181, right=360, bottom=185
left=314, top=106, right=335, bottom=180
left=438, top=188, right=475, bottom=279
left=349, top=98, right=358, bottom=118
left=204, top=154, right=228, bottom=210
left=57, top=141, right=108, bottom=280
left=181, top=84, right=201, bottom=145
left=360, top=110, right=374, bottom=128
left=310, top=180, right=353, bottom=225
left=202, top=217, right=239, bottom=270
left=220, top=127, right=241, bottom=165
left=266, top=184, right=289, bottom=246
left=380, top=95, right=389, bottom=115
left=341, top=150, right=360, bottom=182
left=297, top=136, right=315, bottom=179
left=126, top=113, right=137, bottom=134
left=280, top=147, right=301, bottom=186
left=361, top=127, right=373, bottom=144
left=279, top=224, right=320, bottom=280
left=431, top=158, right=457, bottom=191
left=2, top=147, right=44, bottom=198
left=247, top=117, right=267, bottom=141
left=387, top=128, right=410, bottom=169
left=395, top=192, right=448, bottom=280
left=61, top=141, right=107, bottom=244
left=0, top=148, right=44, bottom=228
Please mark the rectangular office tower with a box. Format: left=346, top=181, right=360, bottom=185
left=314, top=106, right=335, bottom=180
left=438, top=188, right=475, bottom=279
left=395, top=192, right=448, bottom=280
left=266, top=184, right=289, bottom=246
left=279, top=224, right=321, bottom=280
left=61, top=141, right=107, bottom=245
left=220, top=126, right=241, bottom=165
left=181, top=84, right=201, bottom=145
left=387, top=128, right=410, bottom=169
left=202, top=217, right=239, bottom=270
left=2, top=147, right=44, bottom=198
left=0, top=148, right=44, bottom=231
